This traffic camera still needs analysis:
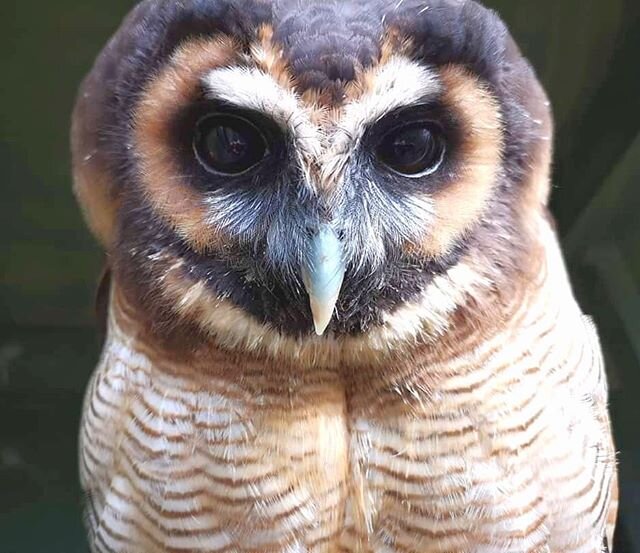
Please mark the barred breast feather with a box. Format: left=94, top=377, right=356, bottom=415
left=80, top=216, right=617, bottom=553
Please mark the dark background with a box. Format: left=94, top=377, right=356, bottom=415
left=1, top=1, right=639, bottom=551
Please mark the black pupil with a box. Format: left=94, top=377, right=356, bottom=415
left=195, top=114, right=267, bottom=174
left=377, top=123, right=445, bottom=176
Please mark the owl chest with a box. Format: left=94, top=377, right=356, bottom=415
left=81, top=350, right=565, bottom=553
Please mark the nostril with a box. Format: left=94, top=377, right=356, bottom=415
left=303, top=225, right=345, bottom=241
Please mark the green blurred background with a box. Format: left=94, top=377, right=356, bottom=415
left=1, top=1, right=639, bottom=551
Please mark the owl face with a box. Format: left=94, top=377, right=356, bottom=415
left=73, top=0, right=552, bottom=343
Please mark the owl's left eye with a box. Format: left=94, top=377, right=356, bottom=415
left=375, top=122, right=446, bottom=177
left=193, top=113, right=269, bottom=175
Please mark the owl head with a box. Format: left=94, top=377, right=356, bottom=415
left=72, top=0, right=552, bottom=358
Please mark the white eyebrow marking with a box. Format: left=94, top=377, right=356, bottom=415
left=202, top=66, right=321, bottom=164
left=342, top=56, right=441, bottom=139
left=203, top=59, right=441, bottom=191
left=321, top=56, right=442, bottom=182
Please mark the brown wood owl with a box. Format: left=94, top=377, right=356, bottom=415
left=71, top=0, right=618, bottom=551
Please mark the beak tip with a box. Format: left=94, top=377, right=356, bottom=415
left=309, top=296, right=336, bottom=336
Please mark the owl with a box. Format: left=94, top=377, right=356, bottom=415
left=72, top=0, right=618, bottom=552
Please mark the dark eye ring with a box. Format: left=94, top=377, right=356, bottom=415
left=375, top=121, right=446, bottom=177
left=193, top=113, right=269, bottom=175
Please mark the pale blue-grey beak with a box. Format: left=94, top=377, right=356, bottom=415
left=301, top=224, right=346, bottom=335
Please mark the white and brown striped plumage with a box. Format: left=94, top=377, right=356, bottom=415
left=73, top=1, right=618, bottom=551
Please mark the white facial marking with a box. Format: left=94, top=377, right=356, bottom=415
left=204, top=58, right=442, bottom=183
left=320, top=57, right=442, bottom=182
left=203, top=66, right=321, bottom=163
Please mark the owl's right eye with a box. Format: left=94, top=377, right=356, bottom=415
left=193, top=113, right=269, bottom=175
